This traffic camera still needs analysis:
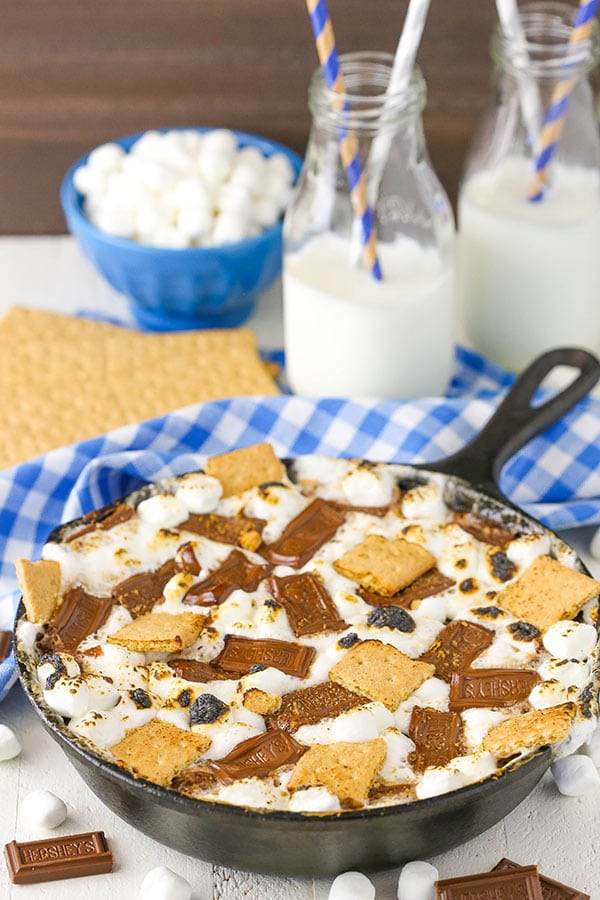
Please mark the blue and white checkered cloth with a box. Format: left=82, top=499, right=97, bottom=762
left=2, top=345, right=600, bottom=702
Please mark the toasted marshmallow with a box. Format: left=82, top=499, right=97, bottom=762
left=137, top=494, right=188, bottom=529
left=43, top=675, right=90, bottom=718
left=542, top=620, right=598, bottom=660
left=288, top=786, right=341, bottom=813
left=175, top=473, right=222, bottom=514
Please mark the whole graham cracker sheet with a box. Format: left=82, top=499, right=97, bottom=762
left=0, top=307, right=279, bottom=470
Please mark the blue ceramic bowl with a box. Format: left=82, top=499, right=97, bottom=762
left=61, top=128, right=303, bottom=330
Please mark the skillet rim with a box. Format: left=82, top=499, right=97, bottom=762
left=13, top=458, right=599, bottom=825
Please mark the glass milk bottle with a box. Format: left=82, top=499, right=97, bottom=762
left=283, top=51, right=455, bottom=399
left=459, top=1, right=600, bottom=372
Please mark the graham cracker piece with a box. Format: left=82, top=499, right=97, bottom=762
left=107, top=611, right=205, bottom=652
left=14, top=558, right=61, bottom=624
left=206, top=443, right=285, bottom=497
left=110, top=718, right=210, bottom=785
left=0, top=307, right=279, bottom=469
left=482, top=702, right=576, bottom=756
left=242, top=688, right=282, bottom=715
left=333, top=535, right=436, bottom=597
left=329, top=640, right=435, bottom=711
left=495, top=555, right=600, bottom=631
left=287, top=739, right=386, bottom=808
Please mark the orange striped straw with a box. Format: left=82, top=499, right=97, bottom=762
left=529, top=0, right=599, bottom=201
left=305, top=0, right=383, bottom=280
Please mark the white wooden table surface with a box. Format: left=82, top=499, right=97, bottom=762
left=0, top=236, right=598, bottom=899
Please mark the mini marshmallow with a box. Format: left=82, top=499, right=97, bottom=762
left=590, top=525, right=600, bottom=560
left=583, top=725, right=600, bottom=766
left=87, top=142, right=125, bottom=173
left=95, top=207, right=137, bottom=239
left=85, top=674, right=121, bottom=711
left=397, top=860, right=439, bottom=900
left=252, top=197, right=280, bottom=229
left=140, top=865, right=192, bottom=900
left=44, top=675, right=90, bottom=719
left=341, top=466, right=396, bottom=508
left=330, top=707, right=380, bottom=743
left=329, top=871, right=375, bottom=900
left=137, top=493, right=188, bottom=528
left=73, top=165, right=108, bottom=197
left=288, top=786, right=341, bottom=813
left=551, top=754, right=600, bottom=797
left=538, top=657, right=591, bottom=689
left=21, top=790, right=68, bottom=829
left=212, top=212, right=251, bottom=245
left=528, top=679, right=574, bottom=710
left=0, top=724, right=21, bottom=761
left=201, top=128, right=238, bottom=159
left=175, top=473, right=223, bottom=514
left=267, top=152, right=296, bottom=183
left=176, top=206, right=213, bottom=242
left=37, top=652, right=80, bottom=687
left=542, top=620, right=597, bottom=661
left=150, top=226, right=189, bottom=250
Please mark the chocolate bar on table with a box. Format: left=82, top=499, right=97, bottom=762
left=4, top=831, right=113, bottom=884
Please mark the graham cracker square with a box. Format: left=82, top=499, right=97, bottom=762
left=287, top=738, right=386, bottom=808
left=329, top=640, right=435, bottom=711
left=107, top=611, right=205, bottom=652
left=14, top=558, right=62, bottom=624
left=206, top=443, right=285, bottom=497
left=495, top=555, right=600, bottom=631
left=110, top=719, right=210, bottom=785
left=333, top=535, right=435, bottom=597
left=482, top=702, right=576, bottom=756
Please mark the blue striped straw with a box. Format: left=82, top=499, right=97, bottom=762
left=529, top=0, right=599, bottom=201
left=306, top=0, right=383, bottom=280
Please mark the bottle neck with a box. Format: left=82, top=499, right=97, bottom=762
left=492, top=0, right=600, bottom=82
left=308, top=51, right=426, bottom=138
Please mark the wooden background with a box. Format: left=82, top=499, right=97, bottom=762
left=1, top=0, right=498, bottom=234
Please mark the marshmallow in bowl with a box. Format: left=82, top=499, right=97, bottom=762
left=0, top=724, right=21, bottom=761
left=174, top=473, right=222, bottom=514
left=542, top=620, right=597, bottom=660
left=288, top=786, right=341, bottom=813
left=140, top=865, right=192, bottom=900
left=69, top=710, right=127, bottom=749
left=75, top=129, right=296, bottom=248
left=137, top=494, right=189, bottom=529
left=43, top=675, right=90, bottom=718
left=20, top=789, right=68, bottom=829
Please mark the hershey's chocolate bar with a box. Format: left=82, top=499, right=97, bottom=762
left=112, top=559, right=178, bottom=617
left=494, top=858, right=590, bottom=900
left=360, top=568, right=456, bottom=609
left=184, top=549, right=271, bottom=606
left=436, top=866, right=543, bottom=900
left=267, top=571, right=347, bottom=636
left=449, top=668, right=541, bottom=710
left=265, top=681, right=367, bottom=732
left=179, top=513, right=265, bottom=552
left=409, top=706, right=463, bottom=772
left=40, top=587, right=113, bottom=653
left=206, top=728, right=305, bottom=783
left=214, top=634, right=315, bottom=678
left=421, top=619, right=495, bottom=683
left=261, top=498, right=345, bottom=568
left=4, top=831, right=113, bottom=884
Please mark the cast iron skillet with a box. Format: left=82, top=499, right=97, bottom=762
left=14, top=347, right=600, bottom=877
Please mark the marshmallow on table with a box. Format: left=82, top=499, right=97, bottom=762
left=21, top=790, right=68, bottom=829
left=551, top=754, right=600, bottom=797
left=329, top=871, right=376, bottom=900
left=397, top=860, right=439, bottom=900
left=584, top=725, right=600, bottom=766
left=0, top=724, right=21, bottom=761
left=140, top=865, right=192, bottom=900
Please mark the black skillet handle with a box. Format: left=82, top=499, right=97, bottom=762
left=420, top=347, right=600, bottom=500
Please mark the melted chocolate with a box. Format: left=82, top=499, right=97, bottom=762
left=111, top=559, right=179, bottom=617
left=261, top=499, right=345, bottom=568
left=64, top=503, right=135, bottom=543
left=184, top=549, right=271, bottom=606
left=420, top=619, right=495, bottom=682
left=359, top=567, right=455, bottom=608
left=205, top=729, right=306, bottom=784
left=453, top=510, right=516, bottom=549
left=409, top=706, right=463, bottom=772
left=267, top=571, right=347, bottom=636
left=167, top=658, right=227, bottom=682
left=265, top=681, right=368, bottom=732
left=39, top=587, right=113, bottom=653
left=179, top=513, right=265, bottom=552
left=0, top=630, right=11, bottom=662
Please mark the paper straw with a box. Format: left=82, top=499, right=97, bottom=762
left=529, top=0, right=599, bottom=201
left=365, top=0, right=431, bottom=205
left=495, top=0, right=542, bottom=148
left=305, top=0, right=383, bottom=280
